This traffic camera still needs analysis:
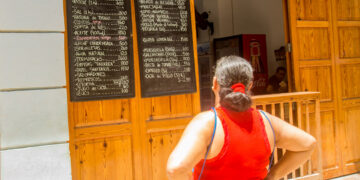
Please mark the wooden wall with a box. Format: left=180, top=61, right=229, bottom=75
left=65, top=0, right=200, bottom=179
left=0, top=0, right=71, bottom=179
left=288, top=0, right=360, bottom=178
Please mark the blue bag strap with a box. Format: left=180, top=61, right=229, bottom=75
left=196, top=107, right=217, bottom=180
left=259, top=110, right=276, bottom=171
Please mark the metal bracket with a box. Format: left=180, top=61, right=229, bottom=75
left=287, top=43, right=292, bottom=53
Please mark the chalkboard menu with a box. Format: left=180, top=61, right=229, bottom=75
left=67, top=0, right=134, bottom=101
left=135, top=0, right=197, bottom=97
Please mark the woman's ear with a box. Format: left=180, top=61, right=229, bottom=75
left=212, top=77, right=218, bottom=92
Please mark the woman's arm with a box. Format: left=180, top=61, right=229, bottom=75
left=264, top=112, right=317, bottom=180
left=167, top=111, right=215, bottom=180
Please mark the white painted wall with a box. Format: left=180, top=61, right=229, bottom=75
left=0, top=89, right=68, bottom=149
left=0, top=33, right=66, bottom=89
left=1, top=144, right=72, bottom=180
left=196, top=0, right=287, bottom=76
left=0, top=0, right=64, bottom=31
left=0, top=0, right=70, bottom=178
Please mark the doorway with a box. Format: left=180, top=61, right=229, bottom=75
left=196, top=0, right=293, bottom=110
left=196, top=0, right=360, bottom=179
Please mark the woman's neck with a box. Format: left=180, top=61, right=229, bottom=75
left=214, top=94, right=221, bottom=108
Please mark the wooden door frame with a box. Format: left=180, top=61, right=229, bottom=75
left=282, top=0, right=295, bottom=93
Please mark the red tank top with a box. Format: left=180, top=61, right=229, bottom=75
left=193, top=107, right=271, bottom=180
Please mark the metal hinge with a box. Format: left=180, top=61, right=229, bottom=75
left=287, top=43, right=292, bottom=53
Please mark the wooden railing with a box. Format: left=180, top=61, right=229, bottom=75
left=252, top=92, right=323, bottom=180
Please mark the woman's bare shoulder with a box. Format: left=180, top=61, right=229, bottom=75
left=194, top=110, right=214, bottom=120
left=191, top=111, right=216, bottom=128
left=182, top=111, right=216, bottom=137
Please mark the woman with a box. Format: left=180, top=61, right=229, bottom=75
left=167, top=56, right=316, bottom=180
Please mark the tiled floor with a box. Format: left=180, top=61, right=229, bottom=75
left=331, top=173, right=360, bottom=180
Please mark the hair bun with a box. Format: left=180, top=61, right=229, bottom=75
left=219, top=87, right=252, bottom=112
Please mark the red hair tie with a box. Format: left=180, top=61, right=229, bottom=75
left=231, top=83, right=246, bottom=93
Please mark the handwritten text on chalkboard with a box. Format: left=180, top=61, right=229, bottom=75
left=136, top=0, right=197, bottom=97
left=67, top=0, right=134, bottom=101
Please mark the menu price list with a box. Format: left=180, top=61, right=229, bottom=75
left=135, top=0, right=197, bottom=97
left=67, top=0, right=134, bottom=101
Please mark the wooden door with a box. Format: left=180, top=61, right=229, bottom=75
left=288, top=0, right=360, bottom=178
left=64, top=0, right=200, bottom=179
left=332, top=0, right=360, bottom=176
left=65, top=0, right=142, bottom=179
left=137, top=0, right=201, bottom=178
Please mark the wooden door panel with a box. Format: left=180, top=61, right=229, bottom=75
left=336, top=0, right=360, bottom=20
left=148, top=97, right=172, bottom=120
left=143, top=95, right=195, bottom=121
left=72, top=102, right=102, bottom=126
left=74, top=137, right=133, bottom=180
left=170, top=94, right=194, bottom=117
left=341, top=99, right=360, bottom=175
left=148, top=130, right=183, bottom=180
left=74, top=124, right=132, bottom=141
left=299, top=66, right=333, bottom=101
left=101, top=100, right=132, bottom=122
left=342, top=107, right=360, bottom=164
left=341, top=102, right=360, bottom=174
left=72, top=100, right=132, bottom=127
left=303, top=109, right=336, bottom=171
left=338, top=27, right=360, bottom=58
left=68, top=100, right=137, bottom=180
left=296, top=0, right=328, bottom=20
left=297, top=28, right=331, bottom=60
left=319, top=111, right=338, bottom=169
left=341, top=99, right=360, bottom=174
left=142, top=93, right=199, bottom=179
left=340, top=64, right=360, bottom=99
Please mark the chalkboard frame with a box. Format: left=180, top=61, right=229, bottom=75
left=135, top=0, right=197, bottom=98
left=66, top=0, right=135, bottom=102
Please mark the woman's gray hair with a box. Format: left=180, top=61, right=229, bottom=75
left=215, top=56, right=254, bottom=112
